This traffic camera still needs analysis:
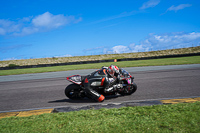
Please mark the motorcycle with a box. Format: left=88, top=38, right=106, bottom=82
left=65, top=68, right=137, bottom=101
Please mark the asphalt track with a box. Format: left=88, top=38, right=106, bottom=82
left=0, top=64, right=200, bottom=113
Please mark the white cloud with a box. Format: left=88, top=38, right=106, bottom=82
left=167, top=4, right=192, bottom=12
left=54, top=54, right=72, bottom=57
left=19, top=27, right=39, bottom=36
left=0, top=12, right=82, bottom=36
left=103, top=44, right=149, bottom=54
left=32, top=12, right=77, bottom=29
left=112, top=45, right=130, bottom=53
left=141, top=32, right=200, bottom=50
left=104, top=32, right=200, bottom=54
left=0, top=19, right=22, bottom=35
left=140, top=0, right=160, bottom=10
left=129, top=43, right=150, bottom=52
left=0, top=28, right=6, bottom=35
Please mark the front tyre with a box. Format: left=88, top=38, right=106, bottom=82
left=119, top=82, right=137, bottom=96
left=65, top=84, right=85, bottom=100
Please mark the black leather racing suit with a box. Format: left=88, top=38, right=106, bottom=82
left=83, top=67, right=119, bottom=102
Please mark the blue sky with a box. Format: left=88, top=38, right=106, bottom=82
left=0, top=0, right=200, bottom=60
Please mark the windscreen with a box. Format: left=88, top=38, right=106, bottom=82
left=120, top=68, right=130, bottom=78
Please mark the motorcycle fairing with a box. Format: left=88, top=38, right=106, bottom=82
left=126, top=78, right=133, bottom=84
left=120, top=68, right=133, bottom=78
left=66, top=75, right=82, bottom=85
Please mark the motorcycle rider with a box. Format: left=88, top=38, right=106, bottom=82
left=83, top=65, right=122, bottom=102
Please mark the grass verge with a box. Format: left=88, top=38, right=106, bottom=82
left=0, top=102, right=199, bottom=132
left=0, top=56, right=200, bottom=76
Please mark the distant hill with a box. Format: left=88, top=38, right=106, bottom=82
left=0, top=46, right=200, bottom=68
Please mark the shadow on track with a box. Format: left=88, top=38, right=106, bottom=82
left=48, top=95, right=121, bottom=103
left=48, top=98, right=95, bottom=103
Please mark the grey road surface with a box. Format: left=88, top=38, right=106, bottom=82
left=0, top=64, right=200, bottom=112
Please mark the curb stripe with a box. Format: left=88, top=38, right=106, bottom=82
left=0, top=112, right=20, bottom=119
left=0, top=108, right=53, bottom=119
left=160, top=97, right=200, bottom=104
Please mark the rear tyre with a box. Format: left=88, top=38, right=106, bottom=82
left=65, top=84, right=85, bottom=100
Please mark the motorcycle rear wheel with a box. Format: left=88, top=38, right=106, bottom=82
left=65, top=84, right=85, bottom=100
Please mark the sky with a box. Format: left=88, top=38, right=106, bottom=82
left=0, top=0, right=200, bottom=60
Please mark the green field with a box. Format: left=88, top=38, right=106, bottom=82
left=0, top=56, right=200, bottom=76
left=0, top=102, right=199, bottom=133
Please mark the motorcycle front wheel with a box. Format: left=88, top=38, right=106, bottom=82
left=119, top=82, right=137, bottom=96
left=65, top=84, right=85, bottom=100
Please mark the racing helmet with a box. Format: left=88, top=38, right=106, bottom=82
left=108, top=65, right=119, bottom=77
